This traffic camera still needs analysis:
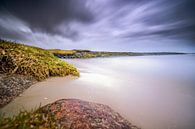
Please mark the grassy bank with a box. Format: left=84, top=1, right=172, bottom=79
left=0, top=40, right=79, bottom=81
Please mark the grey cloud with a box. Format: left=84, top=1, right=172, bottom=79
left=88, top=0, right=195, bottom=40
left=0, top=0, right=94, bottom=39
left=0, top=14, right=30, bottom=41
left=0, top=25, right=27, bottom=41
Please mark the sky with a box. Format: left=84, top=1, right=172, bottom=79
left=0, top=0, right=195, bottom=52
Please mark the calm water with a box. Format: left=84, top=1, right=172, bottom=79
left=1, top=55, right=195, bottom=129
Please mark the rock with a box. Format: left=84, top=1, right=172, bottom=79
left=0, top=74, right=37, bottom=107
left=41, top=99, right=140, bottom=129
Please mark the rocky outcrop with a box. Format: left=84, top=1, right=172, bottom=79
left=41, top=99, right=140, bottom=129
left=0, top=74, right=37, bottom=107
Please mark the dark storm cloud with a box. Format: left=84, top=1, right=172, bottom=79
left=139, top=0, right=195, bottom=39
left=121, top=25, right=195, bottom=40
left=0, top=13, right=30, bottom=41
left=105, top=0, right=195, bottom=40
left=0, top=0, right=94, bottom=39
left=0, top=0, right=195, bottom=51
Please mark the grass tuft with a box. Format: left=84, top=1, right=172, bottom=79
left=0, top=109, right=60, bottom=129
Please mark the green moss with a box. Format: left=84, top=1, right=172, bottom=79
left=0, top=40, right=79, bottom=81
left=0, top=109, right=60, bottom=129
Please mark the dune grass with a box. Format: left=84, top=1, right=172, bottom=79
left=0, top=40, right=79, bottom=81
left=0, top=109, right=59, bottom=129
left=48, top=49, right=132, bottom=58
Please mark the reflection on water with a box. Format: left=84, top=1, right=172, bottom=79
left=1, top=55, right=195, bottom=129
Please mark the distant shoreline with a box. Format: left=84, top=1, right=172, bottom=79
left=48, top=49, right=188, bottom=59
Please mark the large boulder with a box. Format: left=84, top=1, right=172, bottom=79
left=41, top=99, right=140, bottom=129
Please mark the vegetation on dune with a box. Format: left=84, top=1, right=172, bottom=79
left=48, top=48, right=186, bottom=59
left=47, top=49, right=95, bottom=58
left=0, top=40, right=79, bottom=81
left=47, top=49, right=77, bottom=55
left=48, top=49, right=137, bottom=59
left=0, top=109, right=59, bottom=129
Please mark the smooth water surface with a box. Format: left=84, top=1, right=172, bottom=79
left=1, top=55, right=195, bottom=129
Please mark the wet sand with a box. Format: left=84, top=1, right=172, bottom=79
left=1, top=55, right=195, bottom=129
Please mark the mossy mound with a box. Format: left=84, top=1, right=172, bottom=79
left=0, top=40, right=79, bottom=81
